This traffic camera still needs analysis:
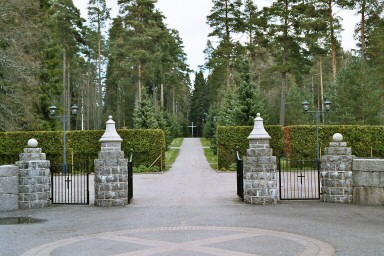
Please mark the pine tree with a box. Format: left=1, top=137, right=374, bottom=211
left=119, top=0, right=166, bottom=104
left=265, top=0, right=315, bottom=126
left=88, top=0, right=111, bottom=129
left=328, top=58, right=383, bottom=124
left=207, top=0, right=242, bottom=88
left=106, top=0, right=190, bottom=129
left=0, top=0, right=43, bottom=130
left=47, top=0, right=86, bottom=130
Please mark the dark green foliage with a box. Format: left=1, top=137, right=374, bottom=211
left=327, top=58, right=383, bottom=124
left=190, top=71, right=209, bottom=137
left=133, top=96, right=181, bottom=147
left=217, top=125, right=284, bottom=169
left=133, top=96, right=160, bottom=129
left=0, top=129, right=165, bottom=170
left=217, top=125, right=384, bottom=169
left=284, top=125, right=384, bottom=160
left=217, top=58, right=267, bottom=126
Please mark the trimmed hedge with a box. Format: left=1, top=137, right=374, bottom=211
left=217, top=125, right=284, bottom=170
left=285, top=125, right=384, bottom=160
left=217, top=125, right=384, bottom=169
left=0, top=129, right=166, bottom=170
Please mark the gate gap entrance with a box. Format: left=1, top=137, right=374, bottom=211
left=278, top=158, right=320, bottom=200
left=51, top=163, right=90, bottom=205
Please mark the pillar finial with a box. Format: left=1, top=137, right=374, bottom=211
left=247, top=113, right=271, bottom=140
left=99, top=116, right=123, bottom=142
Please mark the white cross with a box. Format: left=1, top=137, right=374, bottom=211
left=188, top=122, right=197, bottom=138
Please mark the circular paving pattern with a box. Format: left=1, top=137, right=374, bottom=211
left=21, top=226, right=334, bottom=256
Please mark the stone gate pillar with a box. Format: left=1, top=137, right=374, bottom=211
left=321, top=133, right=354, bottom=203
left=16, top=139, right=51, bottom=209
left=94, top=116, right=128, bottom=207
left=243, top=113, right=278, bottom=204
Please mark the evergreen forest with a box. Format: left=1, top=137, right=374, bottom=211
left=0, top=0, right=383, bottom=140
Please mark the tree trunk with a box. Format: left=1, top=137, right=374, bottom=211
left=225, top=0, right=231, bottom=88
left=329, top=0, right=337, bottom=82
left=161, top=83, right=164, bottom=109
left=361, top=0, right=366, bottom=60
left=173, top=85, right=176, bottom=116
left=279, top=72, right=287, bottom=126
left=279, top=0, right=289, bottom=126
left=320, top=57, right=324, bottom=123
left=97, top=12, right=102, bottom=129
left=138, top=63, right=142, bottom=105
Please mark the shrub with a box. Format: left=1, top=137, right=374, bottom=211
left=217, top=125, right=384, bottom=169
left=0, top=129, right=166, bottom=171
left=284, top=125, right=384, bottom=159
left=217, top=125, right=284, bottom=169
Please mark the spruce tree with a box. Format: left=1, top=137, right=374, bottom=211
left=190, top=71, right=209, bottom=136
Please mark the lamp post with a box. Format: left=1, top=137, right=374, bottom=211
left=49, top=104, right=79, bottom=170
left=302, top=99, right=332, bottom=169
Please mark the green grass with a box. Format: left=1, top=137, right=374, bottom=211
left=165, top=138, right=184, bottom=170
left=169, top=137, right=183, bottom=148
left=200, top=138, right=218, bottom=170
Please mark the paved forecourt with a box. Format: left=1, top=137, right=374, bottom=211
left=1, top=138, right=383, bottom=256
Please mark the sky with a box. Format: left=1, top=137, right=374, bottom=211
left=73, top=0, right=359, bottom=73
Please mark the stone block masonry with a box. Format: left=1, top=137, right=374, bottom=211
left=321, top=133, right=353, bottom=203
left=94, top=116, right=128, bottom=207
left=0, top=165, right=19, bottom=211
left=353, top=159, right=384, bottom=205
left=243, top=114, right=278, bottom=204
left=15, top=141, right=51, bottom=209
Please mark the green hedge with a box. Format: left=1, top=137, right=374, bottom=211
left=217, top=125, right=384, bottom=169
left=285, top=125, right=384, bottom=159
left=0, top=129, right=165, bottom=170
left=217, top=125, right=284, bottom=170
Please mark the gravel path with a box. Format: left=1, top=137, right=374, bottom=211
left=132, top=138, right=237, bottom=207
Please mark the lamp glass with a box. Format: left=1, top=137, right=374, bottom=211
left=302, top=100, right=310, bottom=111
left=49, top=106, right=57, bottom=116
left=71, top=104, right=79, bottom=115
left=324, top=99, right=332, bottom=111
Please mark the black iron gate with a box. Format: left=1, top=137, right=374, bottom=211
left=128, top=150, right=133, bottom=204
left=236, top=148, right=244, bottom=201
left=278, top=158, right=320, bottom=200
left=51, top=162, right=90, bottom=205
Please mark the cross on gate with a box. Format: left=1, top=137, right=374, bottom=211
left=298, top=172, right=305, bottom=185
left=65, top=176, right=72, bottom=189
left=188, top=122, right=197, bottom=138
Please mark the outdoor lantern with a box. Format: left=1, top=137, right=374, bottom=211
left=324, top=99, right=332, bottom=111
left=71, top=104, right=79, bottom=116
left=49, top=105, right=58, bottom=116
left=302, top=100, right=310, bottom=112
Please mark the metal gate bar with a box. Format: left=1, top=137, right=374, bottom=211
left=236, top=148, right=244, bottom=201
left=51, top=163, right=90, bottom=205
left=278, top=158, right=320, bottom=200
left=128, top=150, right=133, bottom=204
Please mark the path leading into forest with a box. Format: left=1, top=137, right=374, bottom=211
left=1, top=138, right=383, bottom=256
left=132, top=138, right=237, bottom=207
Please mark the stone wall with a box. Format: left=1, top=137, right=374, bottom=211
left=16, top=147, right=51, bottom=209
left=353, top=159, right=384, bottom=205
left=0, top=165, right=19, bottom=211
left=320, top=134, right=354, bottom=203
